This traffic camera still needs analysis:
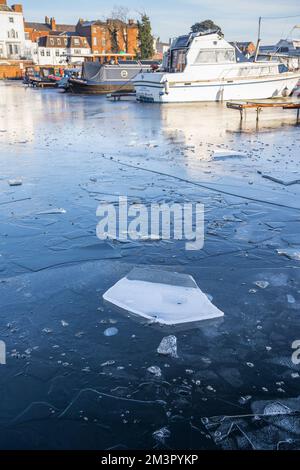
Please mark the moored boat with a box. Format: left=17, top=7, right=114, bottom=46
left=133, top=29, right=300, bottom=103
left=68, top=59, right=159, bottom=94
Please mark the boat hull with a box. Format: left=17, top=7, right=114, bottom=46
left=134, top=73, right=300, bottom=103
left=69, top=79, right=135, bottom=95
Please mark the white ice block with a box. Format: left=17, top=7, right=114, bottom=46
left=103, top=268, right=224, bottom=325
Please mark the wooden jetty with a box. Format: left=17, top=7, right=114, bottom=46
left=107, top=91, right=136, bottom=101
left=227, top=100, right=300, bottom=122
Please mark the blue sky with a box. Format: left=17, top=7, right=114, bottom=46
left=21, top=0, right=300, bottom=43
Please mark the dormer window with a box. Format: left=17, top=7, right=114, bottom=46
left=9, top=17, right=14, bottom=23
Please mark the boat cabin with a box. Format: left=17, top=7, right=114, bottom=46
left=165, top=30, right=237, bottom=73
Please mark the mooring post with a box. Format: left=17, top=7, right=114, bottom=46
left=256, top=107, right=261, bottom=122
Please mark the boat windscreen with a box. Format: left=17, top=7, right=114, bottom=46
left=172, top=35, right=190, bottom=49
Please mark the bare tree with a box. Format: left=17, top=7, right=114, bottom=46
left=108, top=5, right=130, bottom=52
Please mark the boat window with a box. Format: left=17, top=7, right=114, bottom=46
left=170, top=49, right=186, bottom=72
left=195, top=49, right=235, bottom=64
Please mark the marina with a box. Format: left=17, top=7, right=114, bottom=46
left=1, top=0, right=300, bottom=457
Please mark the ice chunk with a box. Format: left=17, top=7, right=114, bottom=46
left=157, top=335, right=178, bottom=358
left=254, top=281, right=269, bottom=289
left=261, top=174, right=300, bottom=186
left=36, top=208, right=67, bottom=215
left=287, top=294, right=296, bottom=304
left=213, top=149, right=247, bottom=160
left=103, top=327, right=119, bottom=337
left=103, top=267, right=224, bottom=325
left=8, top=178, right=22, bottom=186
left=147, top=366, right=162, bottom=377
left=277, top=248, right=300, bottom=261
left=153, top=426, right=171, bottom=444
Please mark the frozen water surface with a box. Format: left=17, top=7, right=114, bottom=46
left=0, top=82, right=300, bottom=449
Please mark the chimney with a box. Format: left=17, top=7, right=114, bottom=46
left=50, top=17, right=56, bottom=30
left=45, top=16, right=50, bottom=25
left=12, top=4, right=23, bottom=13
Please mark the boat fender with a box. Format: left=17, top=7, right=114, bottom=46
left=282, top=86, right=289, bottom=97
left=164, top=80, right=169, bottom=94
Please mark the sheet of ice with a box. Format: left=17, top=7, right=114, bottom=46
left=8, top=178, right=22, bottom=186
left=261, top=173, right=300, bottom=186
left=103, top=267, right=224, bottom=325
left=212, top=149, right=247, bottom=160
left=277, top=248, right=300, bottom=261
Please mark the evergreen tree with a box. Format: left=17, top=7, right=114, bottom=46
left=137, top=14, right=154, bottom=59
left=191, top=19, right=222, bottom=35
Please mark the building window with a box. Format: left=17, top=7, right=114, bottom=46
left=9, top=44, right=13, bottom=55
left=46, top=50, right=51, bottom=56
left=55, top=50, right=60, bottom=56
left=57, top=39, right=61, bottom=45
left=9, top=17, right=14, bottom=23
left=93, top=37, right=97, bottom=46
left=50, top=38, right=54, bottom=46
left=11, top=29, right=16, bottom=39
left=102, top=39, right=106, bottom=46
left=40, top=50, right=45, bottom=56
left=16, top=32, right=18, bottom=38
left=74, top=49, right=81, bottom=54
left=64, top=39, right=68, bottom=45
left=14, top=45, right=19, bottom=54
left=74, top=38, right=80, bottom=45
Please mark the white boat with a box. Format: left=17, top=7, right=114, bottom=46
left=134, top=30, right=300, bottom=103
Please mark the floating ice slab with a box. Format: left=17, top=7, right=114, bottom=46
left=8, top=178, right=22, bottom=186
left=103, top=268, right=224, bottom=325
left=277, top=248, right=300, bottom=261
left=213, top=149, right=247, bottom=160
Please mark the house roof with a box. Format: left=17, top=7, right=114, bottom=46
left=56, top=24, right=76, bottom=33
left=38, top=35, right=89, bottom=48
left=25, top=22, right=76, bottom=33
left=25, top=22, right=51, bottom=31
left=79, top=19, right=137, bottom=29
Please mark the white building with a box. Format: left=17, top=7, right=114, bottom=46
left=37, top=35, right=91, bottom=66
left=0, top=1, right=26, bottom=59
left=153, top=37, right=170, bottom=59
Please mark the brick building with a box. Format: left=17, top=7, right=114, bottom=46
left=76, top=18, right=138, bottom=55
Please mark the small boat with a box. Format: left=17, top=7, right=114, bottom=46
left=23, top=67, right=63, bottom=88
left=68, top=60, right=159, bottom=94
left=133, top=29, right=300, bottom=103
